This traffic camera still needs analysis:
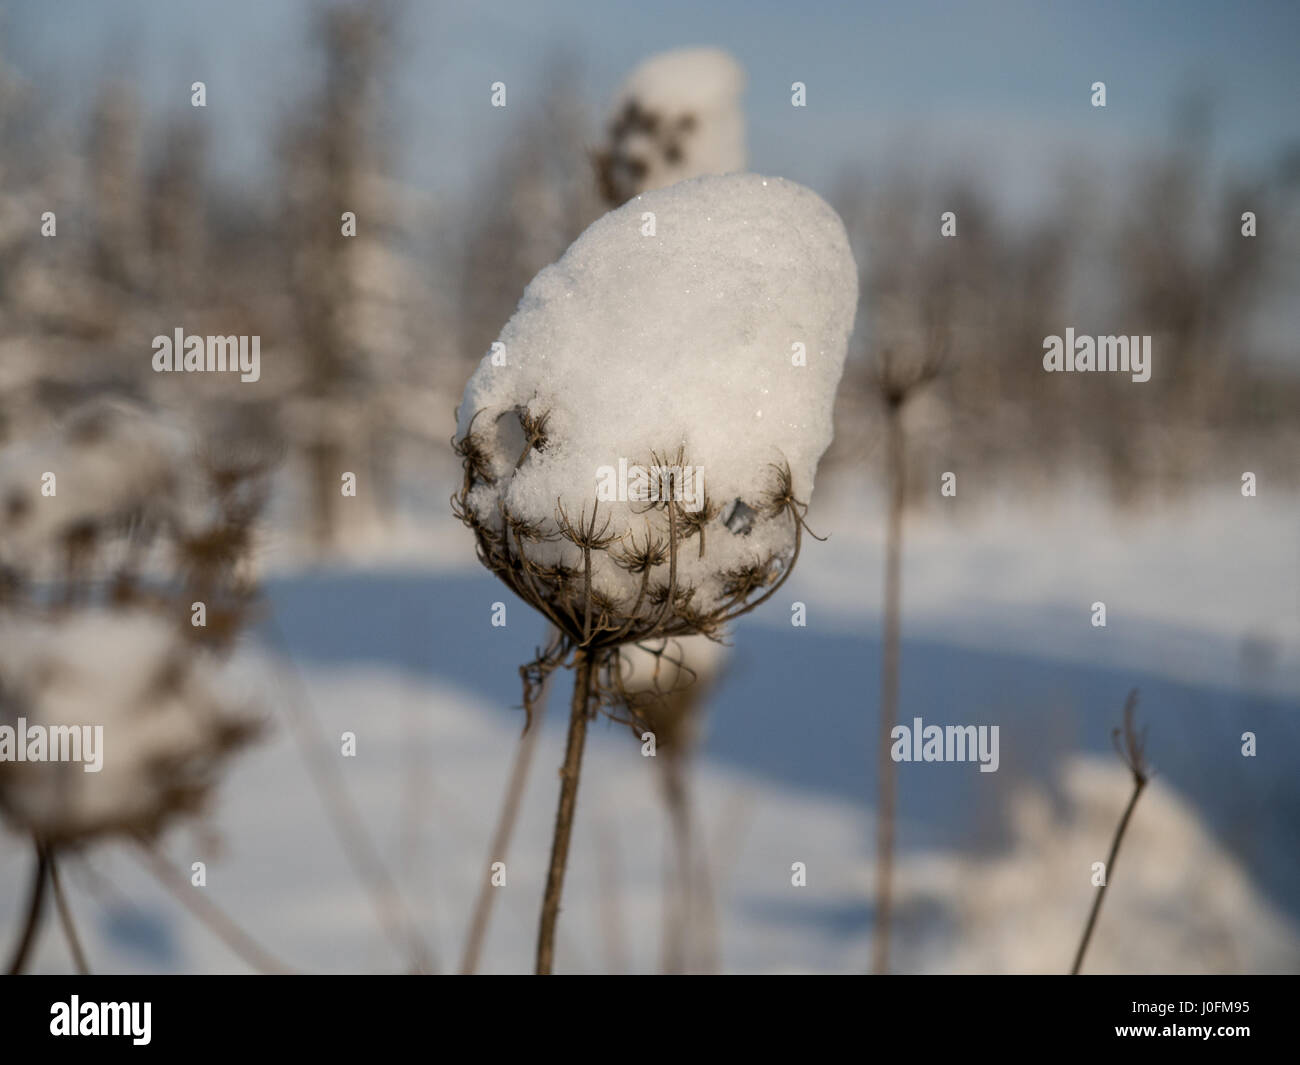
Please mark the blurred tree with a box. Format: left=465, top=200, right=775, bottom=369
left=457, top=55, right=602, bottom=379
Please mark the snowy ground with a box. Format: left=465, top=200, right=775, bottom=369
left=2, top=657, right=1292, bottom=975
left=2, top=473, right=1296, bottom=974
left=259, top=457, right=1300, bottom=700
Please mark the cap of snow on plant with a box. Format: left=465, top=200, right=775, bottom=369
left=0, top=610, right=262, bottom=847
left=0, top=398, right=182, bottom=574
left=595, top=47, right=745, bottom=206
left=454, top=172, right=856, bottom=710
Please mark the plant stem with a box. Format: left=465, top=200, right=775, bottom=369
left=460, top=670, right=552, bottom=974
left=1071, top=774, right=1147, bottom=974
left=692, top=822, right=720, bottom=974
left=535, top=649, right=593, bottom=974
left=133, top=843, right=295, bottom=975
left=660, top=750, right=693, bottom=974
left=6, top=841, right=50, bottom=974
left=872, top=402, right=905, bottom=975
left=594, top=819, right=628, bottom=974
left=49, top=853, right=90, bottom=974
left=264, top=617, right=435, bottom=973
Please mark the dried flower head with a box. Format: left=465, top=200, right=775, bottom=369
left=0, top=398, right=182, bottom=583
left=593, top=48, right=746, bottom=206
left=0, top=396, right=274, bottom=858
left=605, top=635, right=727, bottom=747
left=0, top=609, right=262, bottom=848
left=452, top=173, right=857, bottom=715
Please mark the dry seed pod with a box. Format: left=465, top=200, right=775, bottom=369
left=453, top=172, right=857, bottom=677
left=594, top=47, right=746, bottom=206
left=0, top=609, right=261, bottom=848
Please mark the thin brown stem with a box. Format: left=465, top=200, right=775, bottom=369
left=132, top=843, right=295, bottom=975
left=594, top=818, right=628, bottom=974
left=1070, top=777, right=1146, bottom=974
left=460, top=663, right=554, bottom=974
left=536, top=649, right=594, bottom=974
left=49, top=853, right=90, bottom=974
left=659, top=750, right=693, bottom=974
left=607, top=564, right=652, bottom=645
left=692, top=821, right=720, bottom=973
left=262, top=617, right=436, bottom=973
left=872, top=402, right=905, bottom=975
left=1072, top=690, right=1149, bottom=975
left=512, top=525, right=567, bottom=635
left=582, top=544, right=593, bottom=642
left=715, top=504, right=803, bottom=625
left=6, top=841, right=50, bottom=974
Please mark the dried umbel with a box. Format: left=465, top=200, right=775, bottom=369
left=611, top=635, right=727, bottom=748
left=0, top=397, right=272, bottom=846
left=593, top=47, right=746, bottom=206
left=0, top=398, right=182, bottom=590
left=454, top=173, right=856, bottom=714
left=452, top=172, right=857, bottom=972
left=0, top=609, right=261, bottom=849
left=0, top=397, right=274, bottom=634
left=615, top=633, right=726, bottom=974
left=456, top=445, right=816, bottom=721
left=0, top=397, right=275, bottom=624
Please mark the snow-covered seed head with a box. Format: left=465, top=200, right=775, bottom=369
left=453, top=172, right=857, bottom=681
left=0, top=397, right=272, bottom=636
left=608, top=634, right=727, bottom=746
left=0, top=609, right=262, bottom=848
left=594, top=47, right=746, bottom=206
left=0, top=398, right=183, bottom=578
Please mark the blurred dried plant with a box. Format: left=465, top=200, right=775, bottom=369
left=453, top=419, right=817, bottom=973
left=1071, top=689, right=1150, bottom=975
left=0, top=398, right=274, bottom=973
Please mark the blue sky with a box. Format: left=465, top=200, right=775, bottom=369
left=5, top=0, right=1298, bottom=205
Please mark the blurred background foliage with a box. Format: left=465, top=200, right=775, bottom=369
left=2, top=0, right=1297, bottom=554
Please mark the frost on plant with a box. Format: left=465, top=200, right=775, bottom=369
left=453, top=172, right=857, bottom=725
left=594, top=47, right=746, bottom=206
